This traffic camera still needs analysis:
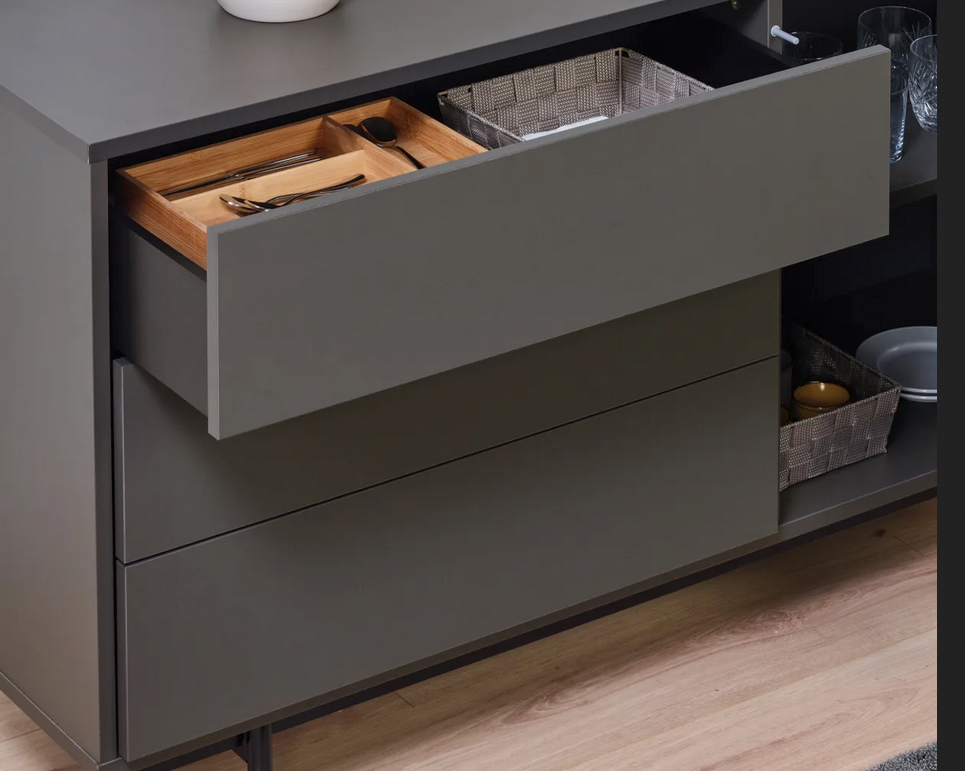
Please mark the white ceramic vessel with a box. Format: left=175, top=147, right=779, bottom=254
left=218, top=0, right=341, bottom=23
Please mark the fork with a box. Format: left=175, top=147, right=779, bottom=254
left=219, top=174, right=366, bottom=215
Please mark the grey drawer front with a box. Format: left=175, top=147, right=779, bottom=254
left=114, top=272, right=777, bottom=563
left=117, top=359, right=777, bottom=760
left=115, top=48, right=887, bottom=440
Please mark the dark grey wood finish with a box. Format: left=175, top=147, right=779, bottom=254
left=2, top=0, right=742, bottom=161
left=0, top=105, right=116, bottom=763
left=111, top=224, right=207, bottom=413
left=115, top=48, right=889, bottom=439
left=117, top=359, right=777, bottom=761
left=114, top=394, right=936, bottom=771
left=113, top=272, right=777, bottom=562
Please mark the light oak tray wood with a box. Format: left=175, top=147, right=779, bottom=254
left=328, top=97, right=487, bottom=169
left=117, top=104, right=483, bottom=271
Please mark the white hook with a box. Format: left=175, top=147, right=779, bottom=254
left=771, top=25, right=800, bottom=45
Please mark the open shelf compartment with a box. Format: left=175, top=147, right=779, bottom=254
left=779, top=198, right=937, bottom=527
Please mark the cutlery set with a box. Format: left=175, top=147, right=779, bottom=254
left=161, top=152, right=328, bottom=197
left=160, top=117, right=422, bottom=217
left=219, top=174, right=366, bottom=216
left=116, top=97, right=486, bottom=267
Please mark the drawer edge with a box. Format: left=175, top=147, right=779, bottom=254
left=117, top=360, right=777, bottom=759
left=113, top=272, right=777, bottom=563
left=206, top=49, right=889, bottom=438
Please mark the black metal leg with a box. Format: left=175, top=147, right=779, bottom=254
left=233, top=724, right=272, bottom=771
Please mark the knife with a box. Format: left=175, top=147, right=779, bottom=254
left=160, top=152, right=325, bottom=197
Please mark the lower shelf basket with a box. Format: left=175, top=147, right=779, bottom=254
left=780, top=322, right=901, bottom=492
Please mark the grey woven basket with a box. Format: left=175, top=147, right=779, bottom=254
left=437, top=48, right=712, bottom=149
left=780, top=323, right=901, bottom=492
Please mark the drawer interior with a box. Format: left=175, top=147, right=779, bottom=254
left=117, top=107, right=484, bottom=269
left=114, top=10, right=789, bottom=271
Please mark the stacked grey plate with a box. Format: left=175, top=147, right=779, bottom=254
left=856, top=327, right=937, bottom=403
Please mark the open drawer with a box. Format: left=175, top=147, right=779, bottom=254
left=117, top=105, right=485, bottom=268
left=113, top=25, right=890, bottom=439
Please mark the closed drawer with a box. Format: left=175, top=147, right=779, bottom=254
left=113, top=272, right=777, bottom=562
left=112, top=29, right=888, bottom=440
left=117, top=359, right=777, bottom=761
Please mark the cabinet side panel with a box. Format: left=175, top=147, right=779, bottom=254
left=0, top=105, right=116, bottom=762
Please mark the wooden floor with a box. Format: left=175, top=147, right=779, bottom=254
left=1, top=500, right=937, bottom=771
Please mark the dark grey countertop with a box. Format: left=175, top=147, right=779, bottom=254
left=0, top=0, right=715, bottom=161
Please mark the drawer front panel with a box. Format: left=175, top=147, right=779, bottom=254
left=199, top=48, right=887, bottom=438
left=118, top=359, right=777, bottom=760
left=114, top=272, right=777, bottom=562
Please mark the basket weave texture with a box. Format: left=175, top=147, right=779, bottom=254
left=780, top=323, right=901, bottom=492
left=438, top=48, right=712, bottom=149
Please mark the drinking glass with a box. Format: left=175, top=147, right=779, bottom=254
left=857, top=7, right=933, bottom=70
left=781, top=32, right=844, bottom=64
left=910, top=34, right=937, bottom=132
left=890, top=62, right=909, bottom=163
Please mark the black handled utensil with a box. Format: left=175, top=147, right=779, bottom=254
left=350, top=117, right=426, bottom=170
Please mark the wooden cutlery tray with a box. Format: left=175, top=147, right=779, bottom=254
left=117, top=99, right=485, bottom=270
left=328, top=97, right=485, bottom=169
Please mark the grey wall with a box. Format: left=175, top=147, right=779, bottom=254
left=0, top=104, right=116, bottom=763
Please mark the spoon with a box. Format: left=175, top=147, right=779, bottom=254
left=220, top=174, right=366, bottom=215
left=352, top=117, right=426, bottom=170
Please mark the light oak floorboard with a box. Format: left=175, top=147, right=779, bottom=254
left=884, top=499, right=938, bottom=557
left=0, top=501, right=937, bottom=771
left=0, top=728, right=75, bottom=771
left=0, top=695, right=36, bottom=745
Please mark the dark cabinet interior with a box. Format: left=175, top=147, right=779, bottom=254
left=783, top=0, right=938, bottom=48
left=779, top=195, right=936, bottom=529
left=783, top=198, right=937, bottom=355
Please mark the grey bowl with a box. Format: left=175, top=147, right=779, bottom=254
left=856, top=327, right=937, bottom=395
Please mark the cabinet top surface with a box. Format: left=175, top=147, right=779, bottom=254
left=0, top=0, right=703, bottom=162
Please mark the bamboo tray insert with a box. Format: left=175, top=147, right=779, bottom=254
left=328, top=97, right=486, bottom=168
left=116, top=117, right=411, bottom=270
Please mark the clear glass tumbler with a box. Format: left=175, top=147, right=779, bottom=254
left=781, top=32, right=844, bottom=64
left=890, top=62, right=909, bottom=163
left=857, top=6, right=933, bottom=70
left=910, top=34, right=937, bottom=132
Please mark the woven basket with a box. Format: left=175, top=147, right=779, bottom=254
left=780, top=322, right=901, bottom=492
left=437, top=48, right=712, bottom=149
